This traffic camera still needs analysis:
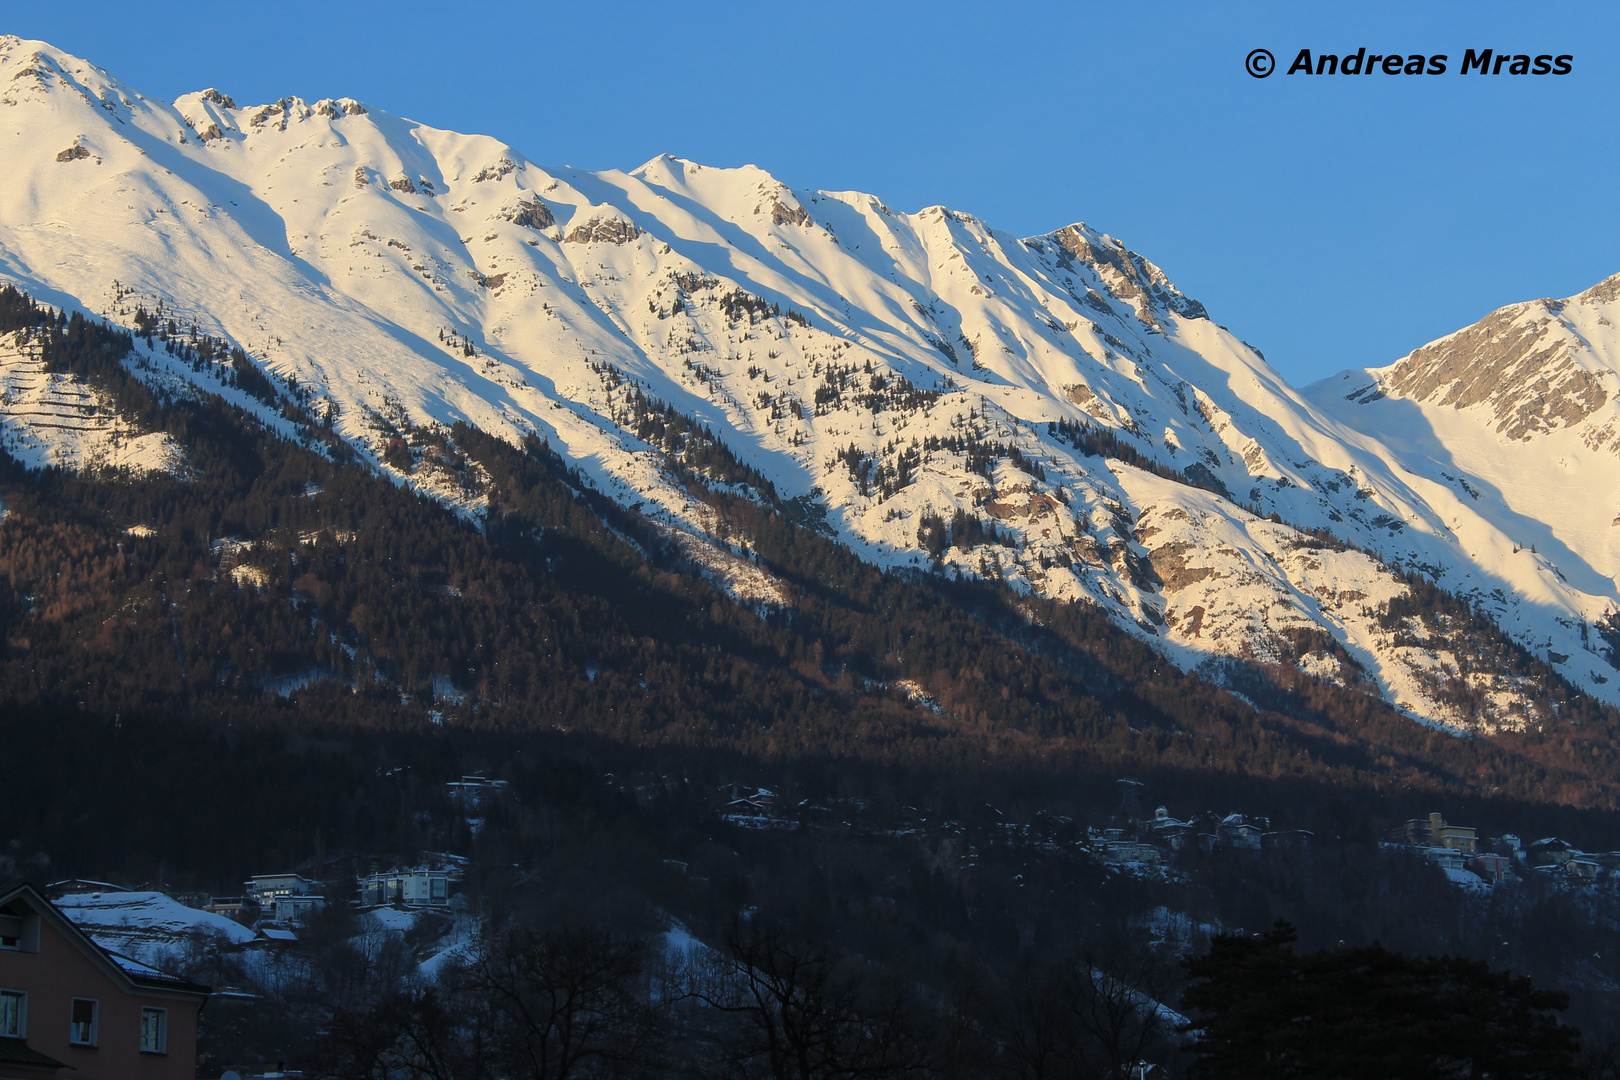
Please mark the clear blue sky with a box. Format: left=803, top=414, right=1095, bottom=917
left=11, top=2, right=1619, bottom=385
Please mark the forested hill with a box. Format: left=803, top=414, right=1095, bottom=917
left=4, top=283, right=1620, bottom=876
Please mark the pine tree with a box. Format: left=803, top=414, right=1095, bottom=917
left=1181, top=920, right=1584, bottom=1079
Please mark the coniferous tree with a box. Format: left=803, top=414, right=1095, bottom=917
left=1180, top=920, right=1584, bottom=1080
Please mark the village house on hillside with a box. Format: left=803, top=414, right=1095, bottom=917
left=242, top=874, right=318, bottom=911
left=358, top=859, right=462, bottom=908
left=0, top=881, right=209, bottom=1080
left=445, top=775, right=509, bottom=813
left=242, top=874, right=326, bottom=926
left=1393, top=813, right=1479, bottom=854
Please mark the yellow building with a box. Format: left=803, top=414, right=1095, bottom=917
left=1430, top=813, right=1478, bottom=853
left=1396, top=813, right=1478, bottom=853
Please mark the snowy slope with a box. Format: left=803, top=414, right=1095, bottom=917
left=54, top=891, right=257, bottom=967
left=1, top=35, right=1615, bottom=730
left=1308, top=278, right=1620, bottom=667
left=0, top=328, right=181, bottom=472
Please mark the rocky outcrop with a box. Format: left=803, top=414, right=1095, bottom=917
left=564, top=216, right=641, bottom=245
left=494, top=195, right=554, bottom=230
left=1047, top=224, right=1209, bottom=322
left=1382, top=300, right=1609, bottom=439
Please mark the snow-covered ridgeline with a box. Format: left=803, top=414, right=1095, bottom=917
left=1, top=35, right=1617, bottom=728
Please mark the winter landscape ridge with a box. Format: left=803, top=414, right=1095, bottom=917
left=2, top=33, right=1620, bottom=736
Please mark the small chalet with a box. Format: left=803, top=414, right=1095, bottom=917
left=1143, top=808, right=1196, bottom=851
left=1528, top=838, right=1578, bottom=867
left=0, top=881, right=209, bottom=1080
left=201, top=897, right=252, bottom=923
left=268, top=895, right=325, bottom=925
left=1424, top=847, right=1468, bottom=872
left=1261, top=829, right=1315, bottom=852
left=1100, top=840, right=1163, bottom=865
left=1467, top=853, right=1514, bottom=885
left=1567, top=859, right=1602, bottom=883
left=1216, top=815, right=1263, bottom=851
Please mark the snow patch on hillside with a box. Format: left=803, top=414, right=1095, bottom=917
left=0, top=332, right=181, bottom=473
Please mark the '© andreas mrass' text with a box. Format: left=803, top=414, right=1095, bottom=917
left=1286, top=48, right=1573, bottom=76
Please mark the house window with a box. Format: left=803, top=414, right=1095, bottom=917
left=139, top=1007, right=167, bottom=1054
left=70, top=998, right=98, bottom=1046
left=0, top=990, right=25, bottom=1038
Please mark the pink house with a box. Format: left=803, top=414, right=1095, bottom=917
left=0, top=882, right=209, bottom=1080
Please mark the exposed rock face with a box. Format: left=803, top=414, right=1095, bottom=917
left=473, top=158, right=517, bottom=183
left=749, top=181, right=813, bottom=227
left=766, top=198, right=812, bottom=227
left=1047, top=223, right=1209, bottom=322
left=495, top=195, right=554, bottom=230
left=55, top=143, right=89, bottom=161
left=314, top=97, right=366, bottom=118
left=1381, top=299, right=1609, bottom=439
left=564, top=216, right=641, bottom=244
left=1145, top=538, right=1214, bottom=592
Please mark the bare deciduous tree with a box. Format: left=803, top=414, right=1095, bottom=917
left=679, top=925, right=937, bottom=1080
left=989, top=942, right=1176, bottom=1080
left=470, top=925, right=664, bottom=1080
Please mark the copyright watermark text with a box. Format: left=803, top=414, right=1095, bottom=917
left=1246, top=48, right=1572, bottom=79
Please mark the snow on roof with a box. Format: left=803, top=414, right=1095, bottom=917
left=105, top=950, right=170, bottom=978
left=53, top=893, right=255, bottom=945
left=99, top=947, right=206, bottom=991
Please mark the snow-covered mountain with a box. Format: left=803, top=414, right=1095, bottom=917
left=2, top=35, right=1616, bottom=731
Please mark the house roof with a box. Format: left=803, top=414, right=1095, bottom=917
left=0, top=1036, right=68, bottom=1075
left=45, top=878, right=130, bottom=891
left=0, top=1037, right=69, bottom=1070
left=0, top=881, right=210, bottom=1002
left=105, top=949, right=215, bottom=993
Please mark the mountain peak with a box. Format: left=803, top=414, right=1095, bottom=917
left=1356, top=275, right=1620, bottom=440
left=1036, top=222, right=1208, bottom=323
left=4, top=36, right=1620, bottom=730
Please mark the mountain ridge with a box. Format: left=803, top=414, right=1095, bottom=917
left=3, top=34, right=1619, bottom=733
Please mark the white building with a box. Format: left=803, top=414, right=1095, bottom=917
left=271, top=894, right=326, bottom=925
left=244, top=874, right=319, bottom=910
left=359, top=866, right=456, bottom=908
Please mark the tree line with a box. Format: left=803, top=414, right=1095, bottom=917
left=309, top=918, right=1586, bottom=1080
